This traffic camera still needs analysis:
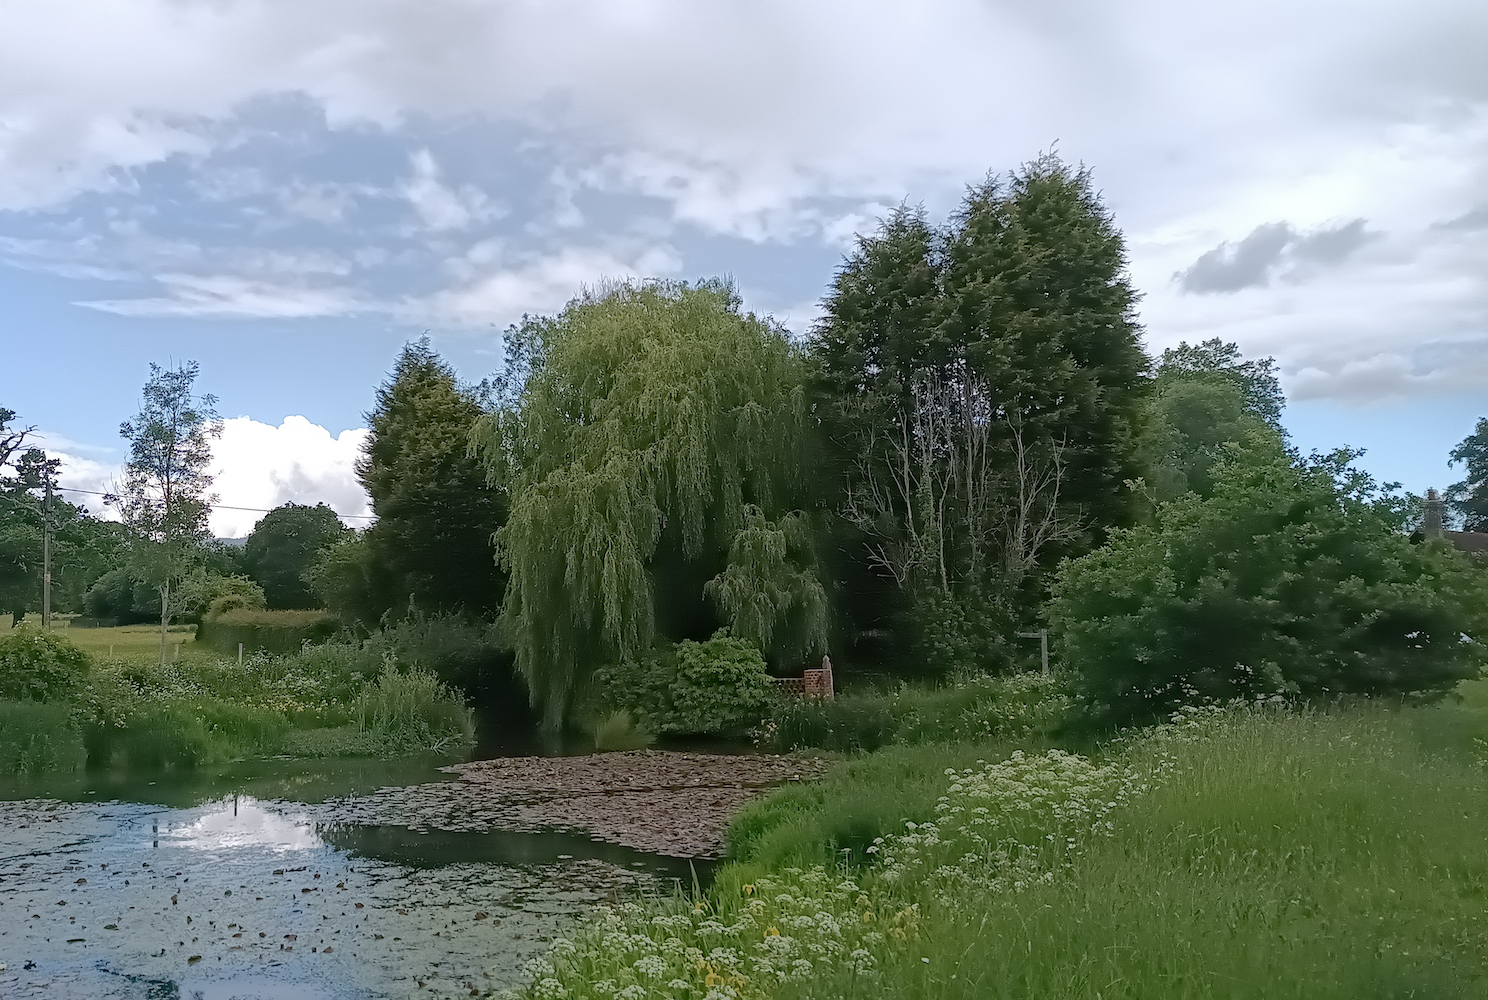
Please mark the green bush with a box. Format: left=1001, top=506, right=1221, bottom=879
left=593, top=630, right=774, bottom=736
left=196, top=607, right=341, bottom=655
left=0, top=701, right=86, bottom=774
left=1054, top=443, right=1488, bottom=725
left=370, top=613, right=519, bottom=702
left=83, top=696, right=289, bottom=769
left=0, top=625, right=91, bottom=702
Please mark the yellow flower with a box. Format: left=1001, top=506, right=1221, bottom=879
left=741, top=884, right=755, bottom=896
left=765, top=926, right=780, bottom=937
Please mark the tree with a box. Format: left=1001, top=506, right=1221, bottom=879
left=356, top=338, right=504, bottom=621
left=113, top=362, right=221, bottom=663
left=1449, top=418, right=1488, bottom=531
left=471, top=281, right=820, bottom=728
left=1153, top=338, right=1285, bottom=429
left=1052, top=438, right=1488, bottom=725
left=812, top=155, right=1148, bottom=672
left=242, top=503, right=349, bottom=608
left=1138, top=378, right=1279, bottom=503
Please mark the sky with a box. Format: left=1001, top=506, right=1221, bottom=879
left=0, top=0, right=1485, bottom=536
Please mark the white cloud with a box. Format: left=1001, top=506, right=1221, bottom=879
left=422, top=242, right=683, bottom=326
left=41, top=417, right=372, bottom=538
left=401, top=148, right=501, bottom=231
left=208, top=416, right=372, bottom=537
left=80, top=274, right=369, bottom=319
left=1, top=0, right=1486, bottom=400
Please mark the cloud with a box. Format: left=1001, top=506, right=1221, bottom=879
left=422, top=242, right=683, bottom=326
left=1176, top=219, right=1378, bottom=294
left=208, top=416, right=372, bottom=537
left=1435, top=205, right=1488, bottom=231
left=42, top=416, right=372, bottom=537
left=79, top=274, right=370, bottom=319
left=401, top=149, right=501, bottom=231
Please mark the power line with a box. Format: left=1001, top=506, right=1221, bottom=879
left=50, top=486, right=377, bottom=520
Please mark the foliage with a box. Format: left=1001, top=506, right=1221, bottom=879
left=473, top=281, right=815, bottom=728
left=1137, top=377, right=1279, bottom=502
left=704, top=506, right=828, bottom=668
left=515, top=704, right=1488, bottom=1000
left=363, top=612, right=522, bottom=707
left=761, top=671, right=1070, bottom=754
left=1153, top=337, right=1285, bottom=428
left=303, top=532, right=384, bottom=626
left=242, top=502, right=349, bottom=608
left=591, top=709, right=656, bottom=752
left=83, top=567, right=156, bottom=623
left=0, top=701, right=86, bottom=775
left=1449, top=416, right=1488, bottom=531
left=195, top=607, right=341, bottom=655
left=357, top=337, right=505, bottom=620
left=813, top=156, right=1149, bottom=673
left=1052, top=438, right=1488, bottom=724
left=0, top=625, right=91, bottom=701
left=352, top=665, right=476, bottom=756
left=196, top=573, right=267, bottom=618
left=113, top=361, right=222, bottom=657
left=593, top=630, right=775, bottom=736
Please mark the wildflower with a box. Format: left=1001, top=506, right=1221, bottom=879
left=633, top=955, right=668, bottom=979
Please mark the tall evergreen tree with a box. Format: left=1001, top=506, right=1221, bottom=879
left=813, top=155, right=1148, bottom=672
left=357, top=338, right=505, bottom=620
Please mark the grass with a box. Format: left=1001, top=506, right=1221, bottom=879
left=761, top=670, right=1072, bottom=753
left=514, top=694, right=1488, bottom=1000
left=0, top=701, right=87, bottom=774
left=2, top=625, right=479, bottom=772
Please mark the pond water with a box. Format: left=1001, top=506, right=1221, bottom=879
left=0, top=750, right=702, bottom=999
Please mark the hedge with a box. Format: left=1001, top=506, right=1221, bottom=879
left=196, top=608, right=341, bottom=656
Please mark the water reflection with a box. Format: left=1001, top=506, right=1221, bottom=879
left=171, top=798, right=324, bottom=854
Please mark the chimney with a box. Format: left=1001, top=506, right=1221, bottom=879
left=1423, top=488, right=1445, bottom=538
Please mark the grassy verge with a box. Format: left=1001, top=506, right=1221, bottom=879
left=506, top=699, right=1488, bottom=1000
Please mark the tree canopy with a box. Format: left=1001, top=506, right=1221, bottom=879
left=354, top=338, right=505, bottom=621
left=242, top=502, right=350, bottom=608
left=1449, top=417, right=1488, bottom=531
left=1053, top=437, right=1488, bottom=724
left=472, top=281, right=818, bottom=727
left=812, top=155, right=1148, bottom=671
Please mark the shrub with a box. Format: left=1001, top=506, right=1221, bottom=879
left=591, top=709, right=656, bottom=752
left=196, top=607, right=341, bottom=655
left=0, top=625, right=91, bottom=702
left=1053, top=442, right=1488, bottom=725
left=594, top=630, right=774, bottom=736
left=0, top=701, right=86, bottom=774
left=371, top=613, right=520, bottom=704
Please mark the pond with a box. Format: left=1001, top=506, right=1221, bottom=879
left=0, top=749, right=714, bottom=999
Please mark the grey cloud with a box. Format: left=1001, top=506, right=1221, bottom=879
left=1292, top=218, right=1376, bottom=263
left=1435, top=206, right=1488, bottom=231
left=1177, top=222, right=1295, bottom=293
left=1177, top=218, right=1376, bottom=294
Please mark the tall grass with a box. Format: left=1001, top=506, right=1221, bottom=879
left=352, top=666, right=476, bottom=756
left=0, top=701, right=86, bottom=774
left=762, top=670, right=1071, bottom=752
left=514, top=704, right=1488, bottom=1000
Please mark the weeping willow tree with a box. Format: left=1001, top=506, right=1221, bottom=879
left=470, top=281, right=827, bottom=728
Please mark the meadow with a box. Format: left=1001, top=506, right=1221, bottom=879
left=512, top=687, right=1488, bottom=1000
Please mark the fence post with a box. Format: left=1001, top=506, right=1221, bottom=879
left=1016, top=630, right=1049, bottom=674
left=238, top=642, right=243, bottom=666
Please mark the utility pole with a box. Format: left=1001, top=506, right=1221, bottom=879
left=41, top=468, right=52, bottom=631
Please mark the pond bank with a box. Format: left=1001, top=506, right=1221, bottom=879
left=307, top=750, right=832, bottom=858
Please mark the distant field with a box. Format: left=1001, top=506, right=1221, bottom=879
left=58, top=623, right=206, bottom=664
